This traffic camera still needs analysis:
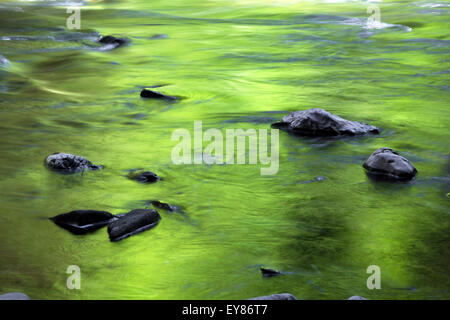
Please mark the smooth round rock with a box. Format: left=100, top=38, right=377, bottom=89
left=363, top=148, right=417, bottom=180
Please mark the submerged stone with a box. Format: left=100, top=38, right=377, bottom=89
left=127, top=171, right=161, bottom=183
left=150, top=200, right=177, bottom=212
left=45, top=153, right=103, bottom=173
left=108, top=209, right=161, bottom=242
left=363, top=147, right=417, bottom=180
left=140, top=89, right=177, bottom=100
left=50, top=210, right=117, bottom=235
left=260, top=267, right=282, bottom=277
left=98, top=35, right=130, bottom=49
left=272, top=108, right=380, bottom=136
left=0, top=292, right=30, bottom=300
left=348, top=296, right=368, bottom=300
left=248, top=293, right=297, bottom=300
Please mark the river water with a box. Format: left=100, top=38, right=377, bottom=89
left=0, top=0, right=448, bottom=299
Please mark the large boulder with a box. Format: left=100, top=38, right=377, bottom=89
left=272, top=108, right=380, bottom=136
left=248, top=293, right=297, bottom=300
left=108, top=209, right=161, bottom=242
left=0, top=292, right=30, bottom=300
left=45, top=153, right=103, bottom=173
left=363, top=148, right=417, bottom=180
left=50, top=210, right=117, bottom=235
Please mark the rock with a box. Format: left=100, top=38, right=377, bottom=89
left=149, top=200, right=177, bottom=212
left=108, top=209, right=161, bottom=242
left=50, top=210, right=117, bottom=235
left=45, top=153, right=103, bottom=173
left=0, top=292, right=30, bottom=300
left=127, top=171, right=161, bottom=183
left=348, top=296, right=368, bottom=300
left=272, top=108, right=380, bottom=136
left=363, top=148, right=417, bottom=180
left=98, top=35, right=130, bottom=49
left=149, top=34, right=169, bottom=40
left=140, top=89, right=177, bottom=101
left=249, top=293, right=297, bottom=300
left=260, top=267, right=282, bottom=277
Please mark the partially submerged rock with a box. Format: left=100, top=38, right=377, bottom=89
left=50, top=210, right=117, bottom=235
left=260, top=267, right=282, bottom=277
left=272, top=108, right=380, bottom=136
left=348, top=296, right=368, bottom=300
left=149, top=200, right=177, bottom=212
left=140, top=89, right=177, bottom=101
left=108, top=209, right=161, bottom=242
left=98, top=35, right=130, bottom=49
left=127, top=171, right=161, bottom=183
left=45, top=152, right=103, bottom=173
left=249, top=293, right=297, bottom=300
left=0, top=292, right=30, bottom=300
left=363, top=148, right=417, bottom=180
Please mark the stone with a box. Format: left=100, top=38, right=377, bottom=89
left=272, top=108, right=380, bottom=136
left=108, top=209, right=161, bottom=242
left=249, top=293, right=297, bottom=300
left=260, top=267, right=282, bottom=277
left=127, top=171, right=161, bottom=183
left=140, top=89, right=177, bottom=100
left=348, top=296, right=368, bottom=300
left=150, top=200, right=177, bottom=212
left=50, top=210, right=117, bottom=235
left=98, top=35, right=130, bottom=49
left=363, top=147, right=417, bottom=180
left=45, top=153, right=102, bottom=173
left=0, top=292, right=30, bottom=300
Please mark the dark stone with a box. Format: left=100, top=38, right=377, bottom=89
left=0, top=292, right=30, bottom=300
left=150, top=200, right=177, bottom=212
left=272, top=108, right=380, bottom=136
left=50, top=210, right=117, bottom=235
left=98, top=35, right=130, bottom=49
left=108, top=209, right=161, bottom=242
left=363, top=148, right=417, bottom=180
left=45, top=153, right=103, bottom=173
left=348, top=296, right=368, bottom=300
left=260, top=267, right=282, bottom=277
left=149, top=34, right=169, bottom=40
left=140, top=89, right=177, bottom=101
left=249, top=293, right=297, bottom=300
left=127, top=171, right=161, bottom=183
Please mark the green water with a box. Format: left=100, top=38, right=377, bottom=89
left=0, top=0, right=448, bottom=300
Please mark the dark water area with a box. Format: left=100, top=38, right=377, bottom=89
left=0, top=0, right=448, bottom=299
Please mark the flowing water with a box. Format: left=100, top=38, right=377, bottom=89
left=0, top=0, right=448, bottom=299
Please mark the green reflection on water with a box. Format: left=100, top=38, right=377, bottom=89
left=0, top=0, right=448, bottom=299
